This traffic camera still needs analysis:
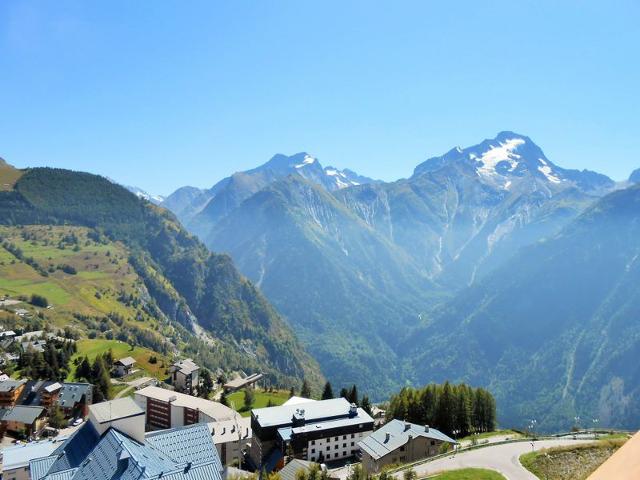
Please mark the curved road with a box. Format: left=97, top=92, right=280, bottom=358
left=393, top=439, right=591, bottom=480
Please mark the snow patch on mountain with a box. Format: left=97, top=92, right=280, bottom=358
left=476, top=137, right=524, bottom=179
left=538, top=158, right=562, bottom=184
left=295, top=155, right=317, bottom=169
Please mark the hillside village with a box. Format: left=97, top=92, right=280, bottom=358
left=0, top=291, right=634, bottom=480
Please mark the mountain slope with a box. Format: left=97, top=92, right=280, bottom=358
left=201, top=132, right=614, bottom=399
left=207, top=175, right=435, bottom=393
left=405, top=184, right=640, bottom=430
left=0, top=165, right=323, bottom=388
left=163, top=153, right=377, bottom=237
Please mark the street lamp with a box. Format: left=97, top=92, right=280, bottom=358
left=592, top=418, right=599, bottom=439
left=528, top=419, right=537, bottom=439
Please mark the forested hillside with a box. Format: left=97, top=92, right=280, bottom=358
left=0, top=165, right=323, bottom=389
left=405, top=184, right=640, bottom=430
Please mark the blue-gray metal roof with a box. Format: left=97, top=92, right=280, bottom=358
left=2, top=440, right=57, bottom=470
left=30, top=456, right=58, bottom=480
left=253, top=398, right=369, bottom=428
left=357, top=419, right=456, bottom=460
left=38, top=419, right=222, bottom=480
left=57, top=383, right=92, bottom=409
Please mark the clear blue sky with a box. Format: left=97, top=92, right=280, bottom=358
left=1, top=1, right=638, bottom=194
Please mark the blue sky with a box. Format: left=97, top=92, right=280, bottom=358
left=1, top=1, right=638, bottom=194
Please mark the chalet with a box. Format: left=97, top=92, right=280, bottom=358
left=250, top=397, right=374, bottom=471
left=358, top=419, right=457, bottom=473
left=223, top=373, right=263, bottom=393
left=113, top=356, right=136, bottom=377
left=169, top=358, right=199, bottom=395
left=0, top=405, right=47, bottom=437
left=56, top=382, right=93, bottom=418
left=0, top=379, right=27, bottom=407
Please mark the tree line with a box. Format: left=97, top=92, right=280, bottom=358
left=386, top=381, right=496, bottom=437
left=74, top=351, right=114, bottom=402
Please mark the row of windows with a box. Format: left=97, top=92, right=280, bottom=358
left=310, top=441, right=355, bottom=454
left=310, top=433, right=362, bottom=445
left=309, top=449, right=358, bottom=462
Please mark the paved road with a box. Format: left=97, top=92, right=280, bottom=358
left=393, top=439, right=591, bottom=480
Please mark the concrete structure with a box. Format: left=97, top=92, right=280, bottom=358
left=358, top=420, right=456, bottom=473
left=208, top=416, right=252, bottom=466
left=588, top=431, right=640, bottom=480
left=0, top=379, right=27, bottom=407
left=134, top=385, right=238, bottom=430
left=169, top=358, right=199, bottom=395
left=1, top=440, right=58, bottom=480
left=0, top=405, right=47, bottom=436
left=223, top=373, right=263, bottom=393
left=114, top=356, right=136, bottom=377
left=27, top=397, right=224, bottom=480
left=88, top=397, right=146, bottom=442
left=250, top=397, right=374, bottom=471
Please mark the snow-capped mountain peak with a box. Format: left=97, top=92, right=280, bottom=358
left=294, top=154, right=317, bottom=169
left=413, top=131, right=613, bottom=194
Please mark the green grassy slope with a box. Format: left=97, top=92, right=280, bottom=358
left=0, top=166, right=323, bottom=389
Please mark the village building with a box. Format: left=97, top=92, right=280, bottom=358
left=113, top=356, right=136, bottom=377
left=133, top=385, right=238, bottom=430
left=0, top=405, right=47, bottom=437
left=358, top=419, right=457, bottom=473
left=27, top=397, right=224, bottom=480
left=169, top=358, right=199, bottom=395
left=208, top=416, right=252, bottom=466
left=17, top=381, right=92, bottom=418
left=223, top=373, right=263, bottom=393
left=0, top=379, right=27, bottom=407
left=1, top=440, right=59, bottom=480
left=250, top=397, right=374, bottom=471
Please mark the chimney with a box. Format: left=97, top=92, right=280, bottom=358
left=349, top=403, right=358, bottom=417
left=385, top=433, right=390, bottom=443
left=425, top=425, right=429, bottom=433
left=404, top=423, right=411, bottom=432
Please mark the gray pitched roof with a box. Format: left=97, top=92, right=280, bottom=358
left=357, top=419, right=456, bottom=460
left=0, top=405, right=45, bottom=424
left=57, top=383, right=92, bottom=409
left=0, top=378, right=26, bottom=392
left=279, top=459, right=315, bottom=480
left=116, top=357, right=136, bottom=367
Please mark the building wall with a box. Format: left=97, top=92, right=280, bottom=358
left=306, top=430, right=370, bottom=462
left=2, top=465, right=30, bottom=480
left=0, top=384, right=25, bottom=407
left=217, top=436, right=250, bottom=466
left=361, top=436, right=446, bottom=473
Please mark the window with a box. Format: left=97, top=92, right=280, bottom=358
left=343, top=435, right=347, bottom=439
left=335, top=437, right=338, bottom=441
left=351, top=442, right=354, bottom=446
left=343, top=443, right=346, bottom=448
left=400, top=446, right=405, bottom=452
left=311, top=457, right=316, bottom=462
left=351, top=434, right=355, bottom=438
left=431, top=440, right=435, bottom=446
left=311, top=440, right=315, bottom=445
left=343, top=451, right=347, bottom=456
left=311, top=448, right=315, bottom=453
left=327, top=454, right=331, bottom=459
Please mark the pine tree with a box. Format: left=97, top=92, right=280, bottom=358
left=300, top=379, right=312, bottom=398
left=289, top=386, right=296, bottom=398
left=244, top=388, right=255, bottom=409
left=321, top=381, right=334, bottom=400
left=348, top=385, right=358, bottom=405
left=200, top=369, right=214, bottom=398
left=360, top=395, right=372, bottom=415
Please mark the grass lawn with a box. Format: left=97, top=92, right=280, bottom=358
left=428, top=468, right=506, bottom=479
left=68, top=339, right=169, bottom=381
left=227, top=389, right=290, bottom=416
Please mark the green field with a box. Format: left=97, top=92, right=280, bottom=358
left=68, top=339, right=170, bottom=381
left=428, top=468, right=506, bottom=479
left=227, top=389, right=290, bottom=416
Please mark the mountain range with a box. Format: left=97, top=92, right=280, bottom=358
left=160, top=132, right=640, bottom=429
left=0, top=162, right=323, bottom=389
